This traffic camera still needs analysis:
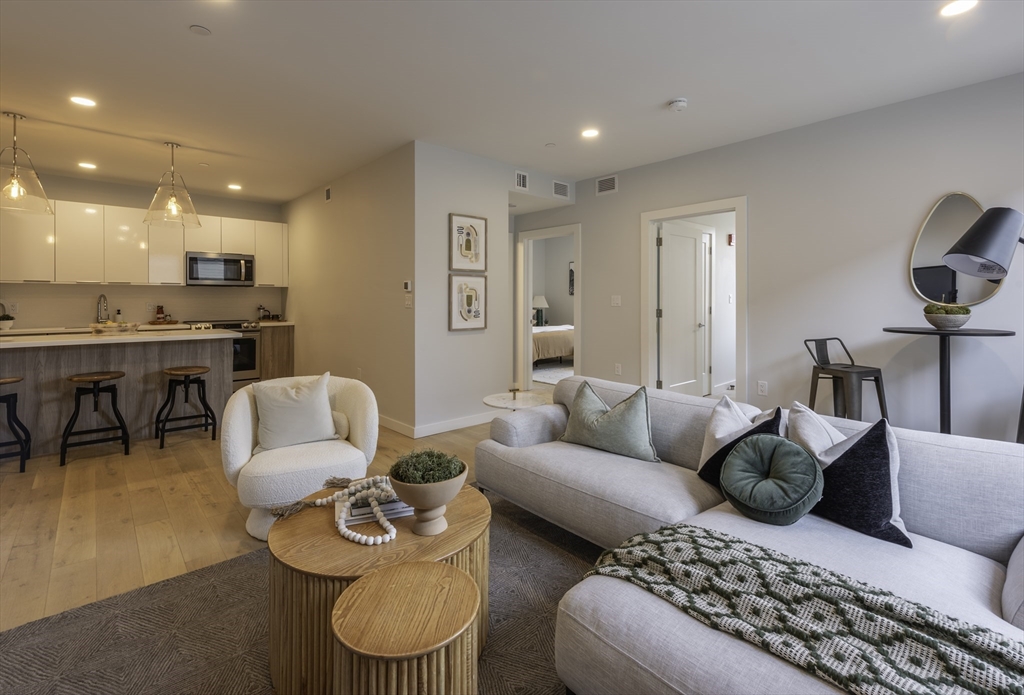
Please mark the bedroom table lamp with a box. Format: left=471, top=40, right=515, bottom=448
left=533, top=295, right=549, bottom=326
left=942, top=206, right=1024, bottom=443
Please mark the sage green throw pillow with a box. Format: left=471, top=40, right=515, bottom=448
left=720, top=434, right=822, bottom=526
left=559, top=381, right=660, bottom=462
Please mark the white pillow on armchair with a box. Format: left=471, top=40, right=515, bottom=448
left=252, top=372, right=338, bottom=453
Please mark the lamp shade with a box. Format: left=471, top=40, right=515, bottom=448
left=943, top=207, right=1024, bottom=279
left=532, top=295, right=549, bottom=309
left=144, top=171, right=201, bottom=228
left=0, top=162, right=52, bottom=214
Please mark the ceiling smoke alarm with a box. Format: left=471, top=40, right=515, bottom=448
left=668, top=98, right=688, bottom=112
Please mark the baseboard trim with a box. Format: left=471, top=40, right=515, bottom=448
left=412, top=411, right=497, bottom=439
left=379, top=415, right=415, bottom=438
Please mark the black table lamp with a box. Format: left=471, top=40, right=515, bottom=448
left=943, top=206, right=1024, bottom=443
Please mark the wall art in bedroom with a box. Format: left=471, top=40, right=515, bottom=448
left=449, top=274, right=487, bottom=331
left=569, top=261, right=575, bottom=296
left=449, top=213, right=487, bottom=272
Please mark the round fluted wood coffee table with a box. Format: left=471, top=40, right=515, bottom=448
left=267, top=484, right=491, bottom=695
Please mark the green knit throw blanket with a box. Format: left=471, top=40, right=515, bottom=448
left=587, top=525, right=1024, bottom=695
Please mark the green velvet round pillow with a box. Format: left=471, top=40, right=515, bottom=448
left=720, top=434, right=823, bottom=526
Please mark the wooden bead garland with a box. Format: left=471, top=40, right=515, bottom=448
left=312, top=475, right=399, bottom=545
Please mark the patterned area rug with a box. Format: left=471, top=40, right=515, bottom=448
left=0, top=490, right=600, bottom=695
left=533, top=363, right=574, bottom=386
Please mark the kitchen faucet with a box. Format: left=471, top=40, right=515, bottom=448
left=97, top=294, right=109, bottom=323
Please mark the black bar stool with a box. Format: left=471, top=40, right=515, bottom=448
left=804, top=338, right=888, bottom=421
left=154, top=366, right=217, bottom=449
left=0, top=376, right=32, bottom=472
left=60, top=371, right=130, bottom=467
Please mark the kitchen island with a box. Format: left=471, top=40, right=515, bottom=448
left=0, top=330, right=237, bottom=458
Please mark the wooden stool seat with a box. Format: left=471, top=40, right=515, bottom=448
left=163, top=365, right=210, bottom=377
left=0, top=376, right=23, bottom=386
left=68, top=371, right=125, bottom=383
left=332, top=562, right=479, bottom=694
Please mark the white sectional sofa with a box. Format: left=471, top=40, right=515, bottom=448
left=474, top=376, right=1024, bottom=695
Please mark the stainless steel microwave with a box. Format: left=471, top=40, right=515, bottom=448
left=185, top=252, right=255, bottom=286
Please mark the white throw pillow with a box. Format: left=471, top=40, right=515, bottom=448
left=697, top=395, right=783, bottom=489
left=252, top=373, right=338, bottom=453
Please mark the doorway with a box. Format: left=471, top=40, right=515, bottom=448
left=514, top=224, right=582, bottom=391
left=640, top=198, right=748, bottom=401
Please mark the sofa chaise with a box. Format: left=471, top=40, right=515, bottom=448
left=475, top=376, right=1024, bottom=694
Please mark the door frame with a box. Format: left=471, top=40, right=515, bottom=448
left=514, top=223, right=582, bottom=391
left=640, top=197, right=748, bottom=401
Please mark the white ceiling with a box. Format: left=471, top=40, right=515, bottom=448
left=1, top=0, right=1021, bottom=205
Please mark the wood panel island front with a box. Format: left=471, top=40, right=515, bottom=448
left=0, top=330, right=236, bottom=458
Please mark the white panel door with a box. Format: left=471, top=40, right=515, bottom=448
left=659, top=225, right=710, bottom=397
left=103, top=206, right=149, bottom=284
left=221, top=217, right=255, bottom=255
left=185, top=215, right=221, bottom=253
left=0, top=204, right=55, bottom=283
left=55, top=201, right=104, bottom=283
left=254, top=221, right=284, bottom=287
left=149, top=226, right=184, bottom=285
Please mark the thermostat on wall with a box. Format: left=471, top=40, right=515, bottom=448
left=403, top=280, right=412, bottom=291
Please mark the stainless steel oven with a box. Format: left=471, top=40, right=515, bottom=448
left=185, top=253, right=255, bottom=286
left=187, top=320, right=260, bottom=389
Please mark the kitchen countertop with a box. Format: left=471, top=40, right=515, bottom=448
left=0, top=321, right=293, bottom=335
left=259, top=320, right=295, bottom=326
left=0, top=329, right=241, bottom=349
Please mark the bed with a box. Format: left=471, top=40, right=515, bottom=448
left=532, top=325, right=574, bottom=361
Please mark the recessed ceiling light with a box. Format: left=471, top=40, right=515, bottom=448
left=78, top=162, right=97, bottom=169
left=545, top=143, right=556, bottom=148
left=198, top=162, right=210, bottom=167
left=582, top=129, right=599, bottom=138
left=189, top=24, right=212, bottom=36
left=228, top=184, right=242, bottom=190
left=940, top=0, right=978, bottom=16
left=70, top=96, right=96, bottom=107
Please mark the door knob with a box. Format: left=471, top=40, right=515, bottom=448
left=698, top=323, right=706, bottom=328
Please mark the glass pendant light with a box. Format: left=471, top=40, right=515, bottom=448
left=0, top=112, right=53, bottom=214
left=144, top=142, right=201, bottom=228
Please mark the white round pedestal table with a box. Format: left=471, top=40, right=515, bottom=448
left=483, top=391, right=547, bottom=410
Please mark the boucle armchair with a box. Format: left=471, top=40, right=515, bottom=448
left=221, top=376, right=378, bottom=540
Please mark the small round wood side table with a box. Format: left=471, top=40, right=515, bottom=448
left=332, top=562, right=479, bottom=695
left=267, top=484, right=491, bottom=695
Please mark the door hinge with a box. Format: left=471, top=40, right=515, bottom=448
left=656, top=380, right=663, bottom=389
left=709, top=305, right=712, bottom=315
left=656, top=308, right=663, bottom=318
left=656, top=237, right=663, bottom=247
left=709, top=364, right=712, bottom=375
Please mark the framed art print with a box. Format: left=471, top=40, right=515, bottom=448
left=449, top=213, right=487, bottom=272
left=449, top=274, right=487, bottom=330
left=569, top=261, right=575, bottom=296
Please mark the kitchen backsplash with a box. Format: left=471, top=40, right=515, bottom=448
left=0, top=283, right=286, bottom=328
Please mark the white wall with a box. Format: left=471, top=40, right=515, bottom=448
left=285, top=143, right=416, bottom=429
left=537, top=235, right=575, bottom=326
left=531, top=238, right=547, bottom=302
left=514, top=74, right=1024, bottom=441
left=414, top=141, right=513, bottom=436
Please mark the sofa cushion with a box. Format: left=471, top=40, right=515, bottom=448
left=789, top=403, right=911, bottom=548
left=236, top=439, right=367, bottom=508
left=560, top=381, right=659, bottom=462
left=697, top=397, right=783, bottom=489
left=720, top=434, right=822, bottom=526
left=474, top=439, right=724, bottom=549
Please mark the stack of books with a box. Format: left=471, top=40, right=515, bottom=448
left=335, top=497, right=415, bottom=527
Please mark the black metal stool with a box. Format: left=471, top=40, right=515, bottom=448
left=804, top=338, right=888, bottom=421
left=60, top=371, right=130, bottom=467
left=0, top=376, right=32, bottom=472
left=154, top=366, right=217, bottom=449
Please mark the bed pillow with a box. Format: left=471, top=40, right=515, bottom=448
left=560, top=381, right=660, bottom=462
left=253, top=373, right=338, bottom=453
left=698, top=395, right=783, bottom=489
left=720, top=434, right=823, bottom=526
left=788, top=402, right=912, bottom=548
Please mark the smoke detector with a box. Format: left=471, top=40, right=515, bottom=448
left=668, top=98, right=688, bottom=112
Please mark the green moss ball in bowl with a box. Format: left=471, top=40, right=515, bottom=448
left=923, top=303, right=971, bottom=330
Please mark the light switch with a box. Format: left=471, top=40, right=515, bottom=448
left=404, top=294, right=413, bottom=308
left=611, top=295, right=622, bottom=307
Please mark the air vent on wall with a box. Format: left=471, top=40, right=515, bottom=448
left=515, top=171, right=529, bottom=191
left=596, top=175, right=618, bottom=196
left=552, top=181, right=570, bottom=199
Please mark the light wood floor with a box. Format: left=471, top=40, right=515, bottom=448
left=0, top=421, right=492, bottom=631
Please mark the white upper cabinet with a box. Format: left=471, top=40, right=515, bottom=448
left=185, top=215, right=221, bottom=253
left=149, top=226, right=184, bottom=285
left=282, top=223, right=289, bottom=287
left=0, top=203, right=55, bottom=283
left=221, top=217, right=255, bottom=255
left=103, top=205, right=149, bottom=284
left=54, top=201, right=104, bottom=283
left=255, top=221, right=285, bottom=287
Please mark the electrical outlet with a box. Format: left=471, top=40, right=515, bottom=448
left=614, top=363, right=622, bottom=376
left=611, top=295, right=622, bottom=307
left=7, top=303, right=18, bottom=315
left=146, top=303, right=156, bottom=312
left=404, top=294, right=413, bottom=308
left=757, top=381, right=768, bottom=396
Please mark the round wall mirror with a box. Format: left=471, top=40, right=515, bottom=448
left=910, top=192, right=1001, bottom=306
